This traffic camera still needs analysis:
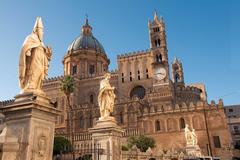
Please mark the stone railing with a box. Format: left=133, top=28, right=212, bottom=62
left=74, top=132, right=92, bottom=141
left=123, top=128, right=141, bottom=137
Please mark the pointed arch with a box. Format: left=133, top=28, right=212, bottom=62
left=155, top=120, right=161, bottom=131
left=179, top=117, right=185, bottom=129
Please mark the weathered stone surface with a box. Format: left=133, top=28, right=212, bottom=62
left=89, top=117, right=124, bottom=160
left=0, top=92, right=60, bottom=160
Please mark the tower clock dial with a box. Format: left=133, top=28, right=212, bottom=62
left=154, top=67, right=166, bottom=80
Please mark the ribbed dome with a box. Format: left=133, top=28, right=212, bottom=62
left=67, top=18, right=106, bottom=55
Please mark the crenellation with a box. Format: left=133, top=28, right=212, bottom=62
left=0, top=99, right=14, bottom=106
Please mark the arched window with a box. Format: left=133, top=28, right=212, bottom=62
left=72, top=65, right=77, bottom=75
left=89, top=65, right=95, bottom=75
left=180, top=118, right=185, bottom=129
left=129, top=72, right=132, bottom=81
left=119, top=112, right=124, bottom=124
left=79, top=115, right=84, bottom=128
left=90, top=95, right=94, bottom=103
left=138, top=70, right=140, bottom=80
left=157, top=39, right=161, bottom=46
left=156, top=54, right=162, bottom=62
left=130, top=86, right=146, bottom=99
left=89, top=114, right=93, bottom=128
left=122, top=73, right=124, bottom=83
left=158, top=54, right=162, bottom=62
left=175, top=73, right=180, bottom=83
left=155, top=120, right=161, bottom=131
left=154, top=39, right=160, bottom=47
left=146, top=69, right=149, bottom=79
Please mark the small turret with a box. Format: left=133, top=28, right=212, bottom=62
left=172, top=57, right=184, bottom=84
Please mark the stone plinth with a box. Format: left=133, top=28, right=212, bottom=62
left=186, top=144, right=202, bottom=157
left=0, top=92, right=60, bottom=160
left=89, top=117, right=124, bottom=160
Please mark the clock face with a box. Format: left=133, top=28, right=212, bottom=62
left=154, top=67, right=166, bottom=80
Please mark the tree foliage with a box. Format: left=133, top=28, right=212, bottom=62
left=60, top=75, right=74, bottom=109
left=60, top=75, right=74, bottom=96
left=127, top=135, right=156, bottom=152
left=53, top=136, right=71, bottom=155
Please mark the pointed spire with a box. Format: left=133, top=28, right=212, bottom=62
left=173, top=57, right=182, bottom=64
left=173, top=56, right=178, bottom=64
left=154, top=10, right=158, bottom=22
left=160, top=16, right=164, bottom=23
left=33, top=17, right=44, bottom=33
left=148, top=19, right=151, bottom=28
left=85, top=14, right=89, bottom=26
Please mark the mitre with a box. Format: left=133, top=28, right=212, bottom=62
left=33, top=17, right=44, bottom=32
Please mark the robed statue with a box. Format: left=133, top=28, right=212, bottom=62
left=184, top=124, right=198, bottom=146
left=98, top=73, right=116, bottom=119
left=19, top=17, right=52, bottom=93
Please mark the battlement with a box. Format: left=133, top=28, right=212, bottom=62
left=117, top=49, right=150, bottom=59
left=44, top=75, right=64, bottom=83
left=0, top=99, right=14, bottom=107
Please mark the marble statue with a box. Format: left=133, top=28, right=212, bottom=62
left=19, top=17, right=52, bottom=93
left=184, top=124, right=198, bottom=146
left=98, top=73, right=115, bottom=119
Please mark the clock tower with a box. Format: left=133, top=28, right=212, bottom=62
left=148, top=12, right=170, bottom=86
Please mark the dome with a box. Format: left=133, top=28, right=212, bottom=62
left=67, top=18, right=106, bottom=55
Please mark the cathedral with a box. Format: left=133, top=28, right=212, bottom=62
left=42, top=13, right=232, bottom=158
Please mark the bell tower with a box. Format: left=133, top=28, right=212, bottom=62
left=148, top=12, right=170, bottom=85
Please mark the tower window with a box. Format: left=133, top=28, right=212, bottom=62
left=90, top=95, right=94, bottom=103
left=89, top=65, right=95, bottom=75
left=138, top=70, right=140, bottom=80
left=158, top=39, right=161, bottom=46
left=79, top=115, right=84, bottom=128
left=155, top=39, right=161, bottom=47
left=88, top=114, right=93, bottom=128
left=155, top=120, right=161, bottom=131
left=130, top=72, right=132, bottom=81
left=72, top=65, right=77, bottom=75
left=119, top=112, right=124, bottom=124
left=213, top=136, right=221, bottom=148
left=180, top=118, right=185, bottom=129
left=153, top=27, right=159, bottom=32
left=156, top=54, right=162, bottom=62
left=146, top=69, right=149, bottom=79
left=175, top=73, right=180, bottom=83
left=122, top=73, right=124, bottom=83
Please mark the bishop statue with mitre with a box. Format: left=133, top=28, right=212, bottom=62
left=19, top=17, right=52, bottom=93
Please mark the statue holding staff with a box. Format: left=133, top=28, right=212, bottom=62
left=19, top=17, right=52, bottom=93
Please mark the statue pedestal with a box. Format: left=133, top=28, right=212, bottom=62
left=89, top=117, right=124, bottom=160
left=0, top=92, right=60, bottom=160
left=186, top=144, right=202, bottom=157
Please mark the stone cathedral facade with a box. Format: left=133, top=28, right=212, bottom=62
left=42, top=13, right=232, bottom=158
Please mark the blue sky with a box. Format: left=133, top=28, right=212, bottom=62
left=0, top=0, right=239, bottom=105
